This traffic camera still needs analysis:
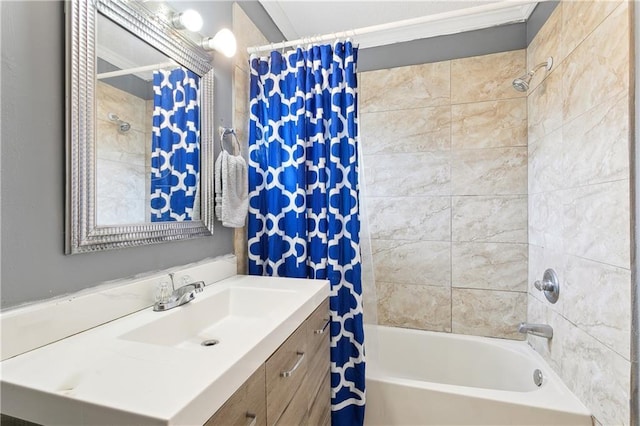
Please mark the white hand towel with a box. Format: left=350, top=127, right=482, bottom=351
left=214, top=151, right=249, bottom=228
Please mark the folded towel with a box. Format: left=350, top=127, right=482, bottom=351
left=215, top=150, right=249, bottom=228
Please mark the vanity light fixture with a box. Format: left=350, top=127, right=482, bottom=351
left=202, top=28, right=237, bottom=58
left=171, top=9, right=203, bottom=32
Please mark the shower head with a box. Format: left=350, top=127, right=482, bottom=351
left=108, top=112, right=131, bottom=133
left=512, top=73, right=533, bottom=92
left=119, top=121, right=131, bottom=132
left=512, top=57, right=553, bottom=92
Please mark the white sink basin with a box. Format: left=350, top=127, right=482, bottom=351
left=0, top=275, right=329, bottom=426
left=120, top=287, right=299, bottom=348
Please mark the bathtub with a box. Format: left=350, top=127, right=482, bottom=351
left=364, top=325, right=591, bottom=426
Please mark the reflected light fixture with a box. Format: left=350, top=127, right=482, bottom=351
left=171, top=9, right=203, bottom=32
left=202, top=28, right=237, bottom=58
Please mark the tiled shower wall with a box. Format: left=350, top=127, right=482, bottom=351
left=96, top=81, right=148, bottom=225
left=360, top=50, right=529, bottom=340
left=526, top=1, right=631, bottom=424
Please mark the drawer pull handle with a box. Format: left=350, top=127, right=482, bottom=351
left=246, top=413, right=257, bottom=426
left=314, top=319, right=330, bottom=335
left=281, top=351, right=305, bottom=378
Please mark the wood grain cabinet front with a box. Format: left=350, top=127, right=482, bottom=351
left=205, top=364, right=267, bottom=426
left=206, top=298, right=330, bottom=426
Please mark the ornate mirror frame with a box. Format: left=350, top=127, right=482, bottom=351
left=66, top=0, right=215, bottom=254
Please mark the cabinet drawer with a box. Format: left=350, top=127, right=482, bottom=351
left=205, top=365, right=266, bottom=426
left=306, top=299, right=330, bottom=357
left=266, top=324, right=308, bottom=425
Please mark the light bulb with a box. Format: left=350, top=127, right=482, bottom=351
left=202, top=28, right=237, bottom=58
left=172, top=9, right=203, bottom=32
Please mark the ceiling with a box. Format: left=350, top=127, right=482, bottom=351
left=258, top=0, right=539, bottom=49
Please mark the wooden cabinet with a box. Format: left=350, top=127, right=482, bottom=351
left=207, top=299, right=330, bottom=426
left=205, top=365, right=267, bottom=426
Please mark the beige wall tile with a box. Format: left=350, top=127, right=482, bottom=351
left=234, top=66, right=251, bottom=157
left=366, top=196, right=450, bottom=241
left=377, top=282, right=451, bottom=332
left=358, top=41, right=530, bottom=342
left=97, top=196, right=146, bottom=226
left=360, top=106, right=451, bottom=153
left=452, top=288, right=527, bottom=339
left=451, top=50, right=526, bottom=103
left=527, top=65, right=563, bottom=144
left=363, top=152, right=450, bottom=196
left=451, top=98, right=527, bottom=149
left=554, top=313, right=630, bottom=426
left=528, top=128, right=563, bottom=194
left=96, top=82, right=146, bottom=132
left=372, top=239, right=450, bottom=287
left=452, top=196, right=527, bottom=243
left=96, top=120, right=147, bottom=157
left=527, top=4, right=563, bottom=92
left=451, top=147, right=527, bottom=196
left=562, top=255, right=630, bottom=359
left=562, top=180, right=630, bottom=269
left=233, top=4, right=269, bottom=73
left=528, top=190, right=565, bottom=251
left=234, top=228, right=247, bottom=274
left=359, top=61, right=450, bottom=113
left=562, top=94, right=629, bottom=188
left=562, top=2, right=629, bottom=123
left=452, top=242, right=527, bottom=292
left=561, top=0, right=623, bottom=60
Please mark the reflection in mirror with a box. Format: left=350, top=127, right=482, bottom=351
left=66, top=0, right=215, bottom=254
left=95, top=14, right=201, bottom=225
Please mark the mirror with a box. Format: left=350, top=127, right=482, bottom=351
left=66, top=0, right=215, bottom=253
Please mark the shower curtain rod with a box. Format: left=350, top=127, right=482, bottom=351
left=96, top=61, right=177, bottom=80
left=247, top=31, right=358, bottom=54
left=247, top=0, right=536, bottom=54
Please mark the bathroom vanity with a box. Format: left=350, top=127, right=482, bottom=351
left=0, top=273, right=330, bottom=425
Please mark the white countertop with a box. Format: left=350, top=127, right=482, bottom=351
left=1, top=275, right=329, bottom=425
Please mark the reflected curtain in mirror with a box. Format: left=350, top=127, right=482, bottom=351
left=150, top=68, right=201, bottom=222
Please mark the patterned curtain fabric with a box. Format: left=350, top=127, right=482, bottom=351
left=150, top=67, right=200, bottom=222
left=247, top=42, right=365, bottom=425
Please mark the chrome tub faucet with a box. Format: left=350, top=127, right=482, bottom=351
left=518, top=322, right=553, bottom=339
left=153, top=280, right=205, bottom=312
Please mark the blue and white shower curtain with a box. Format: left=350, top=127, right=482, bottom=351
left=150, top=67, right=200, bottom=222
left=247, top=41, right=365, bottom=425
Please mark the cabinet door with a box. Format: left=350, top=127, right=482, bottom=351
left=266, top=323, right=308, bottom=425
left=205, top=365, right=266, bottom=426
left=307, top=372, right=331, bottom=426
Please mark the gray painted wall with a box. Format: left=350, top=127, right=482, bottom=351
left=0, top=1, right=235, bottom=308
left=358, top=23, right=526, bottom=72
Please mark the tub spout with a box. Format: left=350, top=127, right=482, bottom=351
left=518, top=322, right=553, bottom=339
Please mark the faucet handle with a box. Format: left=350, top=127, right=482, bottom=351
left=534, top=280, right=555, bottom=292
left=534, top=269, right=560, bottom=304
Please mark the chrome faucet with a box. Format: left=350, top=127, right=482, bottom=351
left=518, top=322, right=553, bottom=339
left=153, top=281, right=205, bottom=312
